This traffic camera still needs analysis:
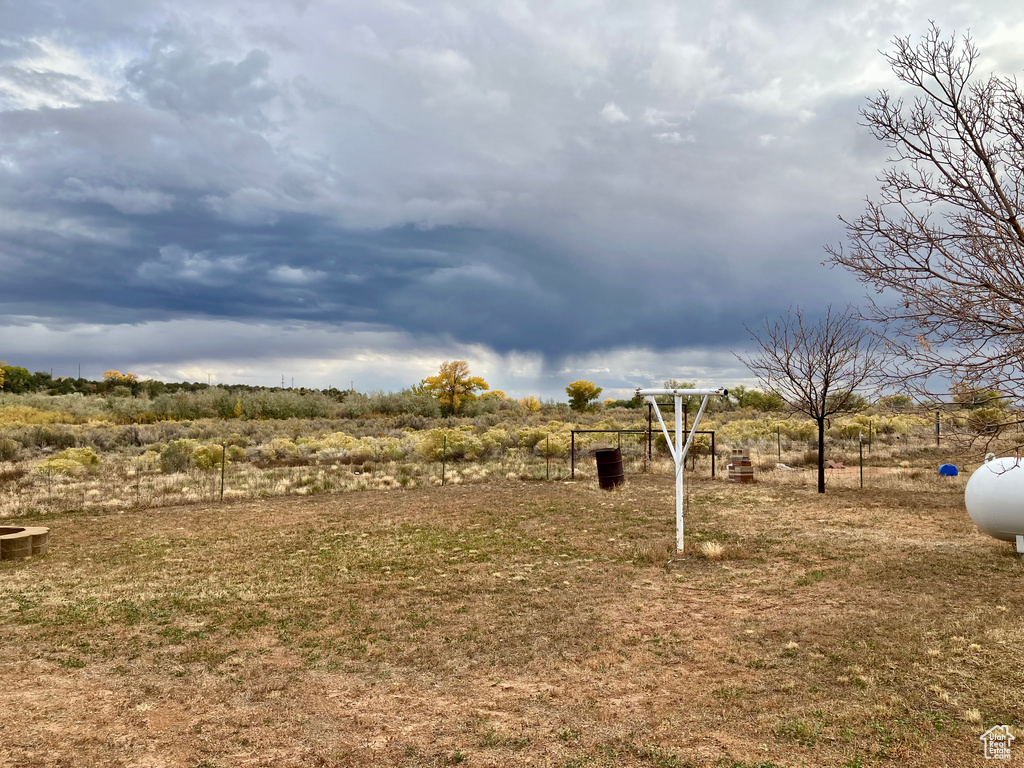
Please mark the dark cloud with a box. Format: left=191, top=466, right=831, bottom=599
left=1, top=1, right=1022, bottom=391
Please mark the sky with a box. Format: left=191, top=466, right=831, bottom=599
left=3, top=1, right=1024, bottom=400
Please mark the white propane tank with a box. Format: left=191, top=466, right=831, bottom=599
left=964, top=455, right=1024, bottom=551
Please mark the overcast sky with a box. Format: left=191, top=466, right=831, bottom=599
left=3, top=1, right=1024, bottom=399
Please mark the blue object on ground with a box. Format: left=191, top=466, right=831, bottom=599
left=939, top=463, right=959, bottom=477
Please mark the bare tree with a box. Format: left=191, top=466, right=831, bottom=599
left=827, top=24, right=1024, bottom=405
left=739, top=306, right=883, bottom=493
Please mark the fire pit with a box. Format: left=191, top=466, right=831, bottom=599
left=0, top=526, right=50, bottom=560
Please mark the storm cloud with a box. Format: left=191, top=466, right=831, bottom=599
left=3, top=1, right=1024, bottom=396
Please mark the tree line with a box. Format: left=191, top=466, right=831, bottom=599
left=0, top=364, right=355, bottom=399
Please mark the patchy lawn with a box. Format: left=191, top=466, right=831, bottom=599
left=2, top=471, right=1021, bottom=767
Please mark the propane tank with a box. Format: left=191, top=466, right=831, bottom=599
left=964, top=454, right=1024, bottom=551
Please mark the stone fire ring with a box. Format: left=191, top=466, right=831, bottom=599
left=0, top=526, right=50, bottom=560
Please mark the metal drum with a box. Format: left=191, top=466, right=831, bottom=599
left=595, top=448, right=625, bottom=490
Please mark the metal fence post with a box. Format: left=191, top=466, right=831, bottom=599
left=859, top=433, right=864, bottom=489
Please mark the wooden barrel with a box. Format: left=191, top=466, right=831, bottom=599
left=594, top=448, right=625, bottom=490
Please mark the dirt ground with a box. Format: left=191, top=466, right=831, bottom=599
left=1, top=471, right=1022, bottom=767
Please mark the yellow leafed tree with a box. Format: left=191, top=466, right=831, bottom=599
left=420, top=361, right=489, bottom=416
left=103, top=370, right=139, bottom=384
left=519, top=395, right=542, bottom=413
left=565, top=380, right=602, bottom=412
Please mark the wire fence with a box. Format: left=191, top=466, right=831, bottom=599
left=3, top=417, right=1011, bottom=519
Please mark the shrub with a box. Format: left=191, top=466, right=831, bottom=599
left=0, top=406, right=69, bottom=425
left=160, top=440, right=194, bottom=473
left=34, top=457, right=84, bottom=476
left=257, top=437, right=302, bottom=460
left=317, top=432, right=361, bottom=452
left=481, top=427, right=513, bottom=456
left=415, top=428, right=484, bottom=461
left=59, top=447, right=101, bottom=468
left=538, top=430, right=572, bottom=458
left=106, top=396, right=159, bottom=424
left=193, top=444, right=227, bottom=471
left=517, top=427, right=547, bottom=451
left=0, top=438, right=19, bottom=462
left=134, top=450, right=161, bottom=471
left=372, top=436, right=411, bottom=462
left=0, top=437, right=19, bottom=462
left=716, top=418, right=817, bottom=444
left=34, top=447, right=101, bottom=476
left=19, top=425, right=78, bottom=450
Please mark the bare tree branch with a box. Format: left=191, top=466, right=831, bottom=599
left=827, top=24, right=1024, bottom=408
left=738, top=305, right=884, bottom=493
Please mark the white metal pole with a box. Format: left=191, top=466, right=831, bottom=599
left=637, top=387, right=728, bottom=555
left=675, top=394, right=684, bottom=552
left=680, top=394, right=712, bottom=462
left=646, top=395, right=677, bottom=463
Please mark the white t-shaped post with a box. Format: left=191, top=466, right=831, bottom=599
left=636, top=387, right=729, bottom=552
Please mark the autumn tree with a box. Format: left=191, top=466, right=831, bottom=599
left=519, top=395, right=542, bottom=413
left=420, top=360, right=489, bottom=416
left=827, top=24, right=1024, bottom=408
left=565, top=380, right=602, bottom=412
left=103, top=370, right=139, bottom=384
left=102, top=369, right=141, bottom=397
left=739, top=306, right=884, bottom=494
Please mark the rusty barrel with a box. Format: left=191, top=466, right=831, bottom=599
left=595, top=448, right=625, bottom=490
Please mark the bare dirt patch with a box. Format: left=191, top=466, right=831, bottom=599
left=1, top=473, right=1021, bottom=766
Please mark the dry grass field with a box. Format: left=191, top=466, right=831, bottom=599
left=2, top=469, right=1022, bottom=767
